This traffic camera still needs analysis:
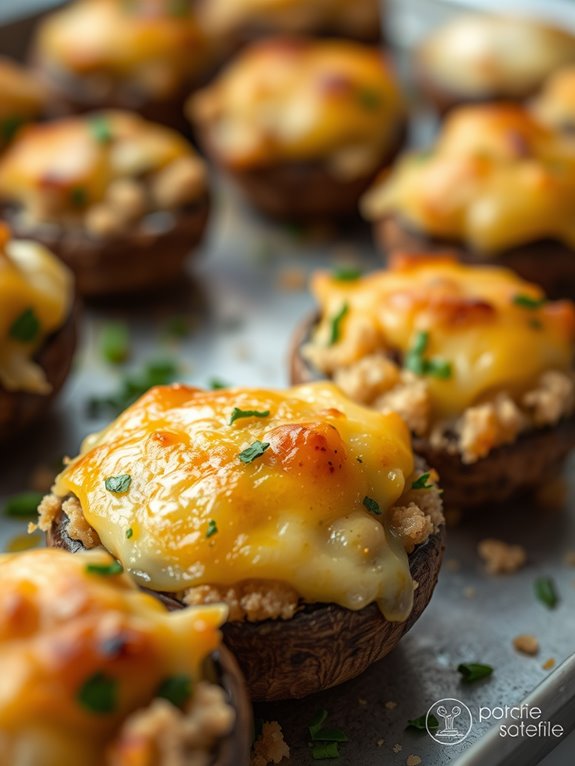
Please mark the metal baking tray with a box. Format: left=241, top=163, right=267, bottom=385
left=1, top=3, right=575, bottom=764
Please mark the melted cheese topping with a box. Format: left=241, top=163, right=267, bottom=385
left=0, top=111, right=200, bottom=219
left=0, top=58, right=44, bottom=131
left=309, top=257, right=575, bottom=421
left=0, top=548, right=225, bottom=766
left=362, top=104, right=575, bottom=252
left=54, top=382, right=418, bottom=621
left=0, top=227, right=72, bottom=393
left=198, top=0, right=380, bottom=38
left=34, top=0, right=207, bottom=97
left=418, top=14, right=575, bottom=98
left=531, top=65, right=575, bottom=132
left=191, top=39, right=405, bottom=177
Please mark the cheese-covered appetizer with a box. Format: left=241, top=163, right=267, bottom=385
left=41, top=381, right=444, bottom=699
left=190, top=38, right=405, bottom=219
left=0, top=224, right=76, bottom=442
left=295, top=255, right=575, bottom=507
left=0, top=548, right=247, bottom=766
left=31, top=0, right=211, bottom=131
left=362, top=104, right=575, bottom=299
left=0, top=58, right=45, bottom=148
left=416, top=14, right=575, bottom=113
left=532, top=65, right=575, bottom=133
left=0, top=112, right=209, bottom=296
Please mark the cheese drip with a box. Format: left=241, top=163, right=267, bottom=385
left=55, top=382, right=417, bottom=621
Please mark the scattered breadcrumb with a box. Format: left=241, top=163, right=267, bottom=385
left=513, top=635, right=540, bottom=656
left=251, top=721, right=290, bottom=766
left=446, top=559, right=461, bottom=572
left=385, top=701, right=397, bottom=711
left=542, top=658, right=556, bottom=671
left=407, top=756, right=422, bottom=766
left=183, top=580, right=299, bottom=622
left=377, top=739, right=385, bottom=747
left=277, top=267, right=306, bottom=292
left=393, top=743, right=402, bottom=753
left=463, top=586, right=476, bottom=599
left=478, top=539, right=527, bottom=574
left=564, top=551, right=575, bottom=567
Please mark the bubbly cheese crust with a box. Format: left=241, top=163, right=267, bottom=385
left=531, top=65, right=575, bottom=132
left=362, top=104, right=575, bottom=253
left=197, top=0, right=380, bottom=38
left=305, top=256, right=575, bottom=425
left=191, top=39, right=405, bottom=178
left=418, top=14, right=575, bottom=98
left=0, top=226, right=72, bottom=394
left=0, top=548, right=227, bottom=766
left=34, top=0, right=207, bottom=98
left=0, top=58, right=44, bottom=138
left=0, top=111, right=207, bottom=238
left=54, top=382, right=427, bottom=621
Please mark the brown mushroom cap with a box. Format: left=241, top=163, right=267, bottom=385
left=47, top=508, right=445, bottom=700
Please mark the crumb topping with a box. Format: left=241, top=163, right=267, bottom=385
left=478, top=538, right=527, bottom=574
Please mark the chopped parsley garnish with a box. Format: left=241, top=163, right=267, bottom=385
left=70, top=186, right=88, bottom=207
left=308, top=710, right=347, bottom=760
left=310, top=728, right=348, bottom=743
left=328, top=303, right=349, bottom=347
left=104, top=474, right=132, bottom=494
left=309, top=710, right=328, bottom=738
left=0, top=115, right=24, bottom=143
left=358, top=88, right=381, bottom=110
left=229, top=407, right=270, bottom=425
left=405, top=330, right=452, bottom=379
left=333, top=266, right=362, bottom=282
left=209, top=377, right=229, bottom=390
left=311, top=743, right=340, bottom=759
left=406, top=713, right=439, bottom=732
left=125, top=528, right=133, bottom=539
left=206, top=519, right=218, bottom=538
left=411, top=472, right=434, bottom=490
left=157, top=674, right=192, bottom=708
left=77, top=672, right=118, bottom=714
left=86, top=560, right=124, bottom=577
left=88, top=115, right=112, bottom=144
left=513, top=294, right=546, bottom=310
left=100, top=322, right=130, bottom=364
left=457, top=662, right=494, bottom=683
left=238, top=440, right=270, bottom=464
left=363, top=496, right=381, bottom=515
left=3, top=491, right=43, bottom=517
left=534, top=576, right=558, bottom=609
left=9, top=308, right=40, bottom=343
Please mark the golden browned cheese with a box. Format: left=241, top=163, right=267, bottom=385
left=0, top=111, right=205, bottom=224
left=362, top=104, right=575, bottom=252
left=54, top=382, right=422, bottom=621
left=418, top=14, right=575, bottom=98
left=197, top=0, right=380, bottom=38
left=532, top=65, right=575, bottom=131
left=308, top=257, right=575, bottom=420
left=191, top=39, right=405, bottom=178
left=0, top=225, right=72, bottom=393
left=0, top=58, right=44, bottom=143
left=34, top=0, right=208, bottom=98
left=0, top=548, right=226, bottom=766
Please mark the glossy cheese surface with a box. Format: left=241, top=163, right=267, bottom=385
left=191, top=39, right=404, bottom=176
left=0, top=228, right=72, bottom=393
left=0, top=58, right=44, bottom=127
left=0, top=548, right=225, bottom=766
left=310, top=257, right=575, bottom=420
left=35, top=0, right=206, bottom=97
left=532, top=65, right=575, bottom=131
left=55, top=382, right=417, bottom=620
left=362, top=104, right=575, bottom=252
left=419, top=14, right=575, bottom=97
left=0, top=111, right=197, bottom=213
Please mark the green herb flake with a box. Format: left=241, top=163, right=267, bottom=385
left=157, top=674, right=192, bottom=708
left=308, top=710, right=329, bottom=738
left=86, top=560, right=124, bottom=577
left=404, top=330, right=452, bottom=379
left=328, top=303, right=349, bottom=347
left=164, top=315, right=190, bottom=339
left=534, top=576, right=558, bottom=609
left=311, top=742, right=340, bottom=760
left=209, top=377, right=229, bottom=390
left=3, top=491, right=44, bottom=517
left=229, top=407, right=270, bottom=425
left=0, top=115, right=24, bottom=143
left=457, top=662, right=494, bottom=684
left=426, top=358, right=453, bottom=379
left=104, top=474, right=132, bottom=494
left=363, top=496, right=381, bottom=515
left=406, top=713, right=439, bottom=732
left=88, top=115, right=112, bottom=144
left=411, top=472, right=433, bottom=490
left=310, top=728, right=348, bottom=743
left=206, top=519, right=218, bottom=538
left=238, top=440, right=270, bottom=464
left=9, top=308, right=41, bottom=343
left=513, top=294, right=546, bottom=310
left=77, top=672, right=118, bottom=714
left=100, top=322, right=130, bottom=364
left=125, top=527, right=134, bottom=539
left=70, top=186, right=88, bottom=207
left=332, top=266, right=362, bottom=282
